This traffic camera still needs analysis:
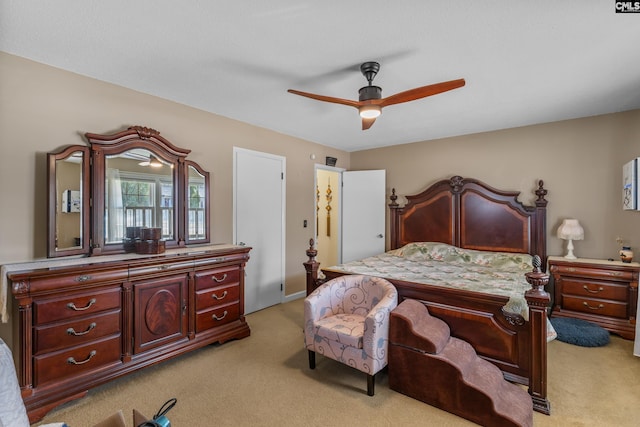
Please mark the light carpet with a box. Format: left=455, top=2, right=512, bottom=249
left=35, top=299, right=640, bottom=426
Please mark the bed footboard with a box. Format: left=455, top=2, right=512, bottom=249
left=302, top=241, right=551, bottom=414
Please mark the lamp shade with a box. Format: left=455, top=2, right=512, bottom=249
left=556, top=219, right=584, bottom=240
left=557, top=219, right=584, bottom=259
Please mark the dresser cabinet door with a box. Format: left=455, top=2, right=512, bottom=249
left=133, top=274, right=189, bottom=354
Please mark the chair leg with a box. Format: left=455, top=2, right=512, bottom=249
left=367, top=373, right=376, bottom=396
left=308, top=350, right=316, bottom=369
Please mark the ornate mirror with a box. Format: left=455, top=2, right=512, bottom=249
left=185, top=161, right=210, bottom=244
left=47, top=126, right=211, bottom=257
left=47, top=146, right=90, bottom=257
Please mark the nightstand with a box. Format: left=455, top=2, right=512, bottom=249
left=548, top=256, right=639, bottom=339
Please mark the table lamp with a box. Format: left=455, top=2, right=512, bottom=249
left=557, top=219, right=584, bottom=259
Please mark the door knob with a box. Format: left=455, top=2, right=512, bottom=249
left=238, top=242, right=246, bottom=246
left=377, top=234, right=383, bottom=238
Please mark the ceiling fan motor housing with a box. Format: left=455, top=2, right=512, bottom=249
left=359, top=85, right=382, bottom=101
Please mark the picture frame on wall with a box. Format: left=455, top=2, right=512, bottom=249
left=622, top=158, right=638, bottom=210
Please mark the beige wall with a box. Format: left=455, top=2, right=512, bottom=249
left=350, top=111, right=640, bottom=260
left=0, top=52, right=348, bottom=343
left=1, top=51, right=639, bottom=344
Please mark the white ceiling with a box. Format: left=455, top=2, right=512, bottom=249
left=2, top=1, right=640, bottom=152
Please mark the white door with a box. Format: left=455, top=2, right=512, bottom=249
left=341, top=170, right=386, bottom=263
left=234, top=148, right=285, bottom=314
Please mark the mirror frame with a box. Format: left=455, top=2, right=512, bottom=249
left=184, top=160, right=211, bottom=245
left=47, top=126, right=211, bottom=257
left=47, top=145, right=91, bottom=257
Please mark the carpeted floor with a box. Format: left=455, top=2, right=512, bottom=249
left=34, top=298, right=640, bottom=427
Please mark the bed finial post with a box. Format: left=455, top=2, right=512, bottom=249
left=533, top=180, right=548, bottom=269
left=303, top=238, right=320, bottom=295
left=535, top=180, right=548, bottom=207
left=524, top=254, right=551, bottom=414
left=389, top=188, right=398, bottom=208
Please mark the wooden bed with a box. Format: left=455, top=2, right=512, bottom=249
left=303, top=176, right=552, bottom=414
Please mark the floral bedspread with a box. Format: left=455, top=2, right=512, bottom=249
left=325, top=242, right=557, bottom=340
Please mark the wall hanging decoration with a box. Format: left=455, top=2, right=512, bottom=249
left=326, top=179, right=332, bottom=236
left=622, top=158, right=638, bottom=210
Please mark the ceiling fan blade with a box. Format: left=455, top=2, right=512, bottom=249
left=287, top=89, right=361, bottom=108
left=380, top=78, right=466, bottom=108
left=362, top=117, right=377, bottom=130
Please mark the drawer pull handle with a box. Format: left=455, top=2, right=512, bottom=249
left=583, top=285, right=604, bottom=294
left=75, top=275, right=92, bottom=282
left=159, top=265, right=169, bottom=270
left=583, top=302, right=604, bottom=310
left=212, top=274, right=228, bottom=283
left=608, top=272, right=623, bottom=276
left=67, top=298, right=96, bottom=311
left=67, top=350, right=97, bottom=365
left=212, top=310, right=228, bottom=321
left=211, top=290, right=228, bottom=300
left=67, top=322, right=97, bottom=336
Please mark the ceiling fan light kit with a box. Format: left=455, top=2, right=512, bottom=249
left=359, top=104, right=381, bottom=119
left=288, top=61, right=465, bottom=130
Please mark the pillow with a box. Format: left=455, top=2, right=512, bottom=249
left=389, top=242, right=533, bottom=271
left=387, top=242, right=459, bottom=261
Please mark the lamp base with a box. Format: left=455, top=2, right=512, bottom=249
left=564, top=239, right=577, bottom=259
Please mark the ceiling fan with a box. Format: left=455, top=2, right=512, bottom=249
left=288, top=61, right=465, bottom=130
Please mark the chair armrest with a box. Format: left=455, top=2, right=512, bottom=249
left=362, top=295, right=398, bottom=355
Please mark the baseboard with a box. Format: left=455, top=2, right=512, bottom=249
left=283, top=290, right=305, bottom=303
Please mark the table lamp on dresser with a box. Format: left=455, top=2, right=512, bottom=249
left=557, top=219, right=584, bottom=259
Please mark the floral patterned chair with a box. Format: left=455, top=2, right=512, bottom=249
left=304, top=274, right=398, bottom=396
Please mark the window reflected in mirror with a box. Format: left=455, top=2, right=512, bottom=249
left=104, top=149, right=174, bottom=244
left=188, top=165, right=206, bottom=240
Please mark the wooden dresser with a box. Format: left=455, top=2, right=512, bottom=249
left=548, top=256, right=639, bottom=339
left=7, top=244, right=250, bottom=422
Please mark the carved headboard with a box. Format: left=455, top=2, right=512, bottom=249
left=389, top=176, right=548, bottom=266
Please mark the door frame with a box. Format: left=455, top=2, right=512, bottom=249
left=314, top=164, right=345, bottom=264
left=233, top=147, right=286, bottom=310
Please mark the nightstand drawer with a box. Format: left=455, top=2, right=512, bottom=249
left=562, top=279, right=628, bottom=301
left=553, top=265, right=635, bottom=281
left=562, top=295, right=628, bottom=318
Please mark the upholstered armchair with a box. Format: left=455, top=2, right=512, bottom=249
left=304, top=274, right=398, bottom=396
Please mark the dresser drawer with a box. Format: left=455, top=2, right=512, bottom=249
left=34, top=287, right=121, bottom=325
left=129, top=260, right=194, bottom=279
left=562, top=295, right=628, bottom=318
left=196, top=302, right=240, bottom=332
left=34, top=335, right=122, bottom=387
left=196, top=283, right=240, bottom=311
left=34, top=310, right=121, bottom=355
left=561, top=279, right=628, bottom=301
left=553, top=265, right=635, bottom=281
left=194, top=266, right=240, bottom=291
left=27, top=268, right=128, bottom=292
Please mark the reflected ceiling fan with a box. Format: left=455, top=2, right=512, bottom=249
left=288, top=61, right=465, bottom=130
